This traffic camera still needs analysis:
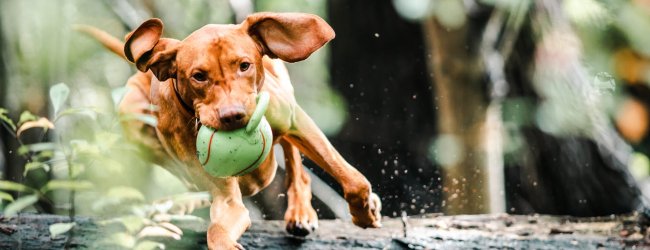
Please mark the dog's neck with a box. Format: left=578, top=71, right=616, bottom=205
left=148, top=77, right=205, bottom=187
left=172, top=78, right=196, bottom=116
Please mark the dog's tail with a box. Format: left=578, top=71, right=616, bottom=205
left=74, top=25, right=126, bottom=60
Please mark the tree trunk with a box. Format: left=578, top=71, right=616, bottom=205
left=421, top=16, right=492, bottom=214
left=0, top=214, right=646, bottom=249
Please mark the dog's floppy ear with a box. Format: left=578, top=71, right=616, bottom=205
left=243, top=12, right=335, bottom=62
left=124, top=18, right=179, bottom=81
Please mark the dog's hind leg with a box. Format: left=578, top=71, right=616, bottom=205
left=280, top=138, right=318, bottom=236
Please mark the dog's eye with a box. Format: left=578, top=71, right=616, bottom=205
left=239, top=62, right=251, bottom=72
left=192, top=72, right=207, bottom=82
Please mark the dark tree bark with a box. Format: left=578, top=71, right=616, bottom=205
left=326, top=0, right=441, bottom=216
left=0, top=1, right=23, bottom=186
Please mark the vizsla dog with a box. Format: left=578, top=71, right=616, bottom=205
left=82, top=12, right=381, bottom=249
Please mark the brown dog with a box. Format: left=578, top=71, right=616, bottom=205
left=81, top=12, right=381, bottom=249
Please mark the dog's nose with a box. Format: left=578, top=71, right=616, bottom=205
left=218, top=106, right=246, bottom=129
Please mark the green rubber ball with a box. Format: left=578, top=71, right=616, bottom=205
left=196, top=92, right=273, bottom=177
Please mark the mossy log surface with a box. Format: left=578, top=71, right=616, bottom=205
left=0, top=213, right=647, bottom=249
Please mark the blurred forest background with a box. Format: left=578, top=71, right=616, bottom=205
left=2, top=0, right=650, bottom=247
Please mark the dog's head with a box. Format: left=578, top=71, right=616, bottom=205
left=124, top=13, right=334, bottom=130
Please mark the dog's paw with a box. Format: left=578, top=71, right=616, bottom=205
left=207, top=224, right=245, bottom=250
left=208, top=242, right=244, bottom=250
left=284, top=201, right=319, bottom=237
left=348, top=192, right=382, bottom=229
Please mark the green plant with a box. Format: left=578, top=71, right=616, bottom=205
left=1, top=83, right=207, bottom=248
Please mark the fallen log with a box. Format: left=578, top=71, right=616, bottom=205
left=0, top=213, right=648, bottom=249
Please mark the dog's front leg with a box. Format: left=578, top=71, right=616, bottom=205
left=284, top=107, right=382, bottom=229
left=207, top=177, right=250, bottom=250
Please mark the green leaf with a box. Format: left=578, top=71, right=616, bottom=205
left=4, top=194, right=38, bottom=217
left=41, top=180, right=93, bottom=193
left=121, top=114, right=158, bottom=127
left=50, top=83, right=70, bottom=114
left=0, top=180, right=35, bottom=193
left=55, top=107, right=99, bottom=122
left=107, top=232, right=135, bottom=248
left=107, top=186, right=145, bottom=201
left=0, top=108, right=16, bottom=131
left=111, top=86, right=130, bottom=108
left=91, top=186, right=146, bottom=211
left=0, top=191, right=14, bottom=202
left=17, top=117, right=55, bottom=137
left=36, top=150, right=54, bottom=160
left=134, top=240, right=165, bottom=250
left=118, top=216, right=147, bottom=233
left=21, top=142, right=58, bottom=154
left=49, top=222, right=76, bottom=238
left=97, top=216, right=150, bottom=233
left=18, top=110, right=38, bottom=126
left=95, top=131, right=122, bottom=150
left=24, top=162, right=51, bottom=176
left=169, top=214, right=205, bottom=222
left=70, top=140, right=100, bottom=156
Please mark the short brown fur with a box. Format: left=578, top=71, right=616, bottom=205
left=82, top=12, right=381, bottom=249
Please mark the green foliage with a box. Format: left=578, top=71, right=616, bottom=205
left=18, top=111, right=38, bottom=126
left=122, top=114, right=159, bottom=128
left=92, top=186, right=146, bottom=212
left=134, top=241, right=165, bottom=250
left=49, top=222, right=76, bottom=238
left=104, top=232, right=136, bottom=249
left=4, top=195, right=38, bottom=217
left=0, top=192, right=14, bottom=202
left=41, top=180, right=93, bottom=193
left=111, top=86, right=130, bottom=109
left=0, top=180, right=36, bottom=193
left=23, top=162, right=50, bottom=176
left=0, top=108, right=16, bottom=131
left=49, top=83, right=70, bottom=114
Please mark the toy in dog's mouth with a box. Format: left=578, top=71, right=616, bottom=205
left=196, top=91, right=273, bottom=177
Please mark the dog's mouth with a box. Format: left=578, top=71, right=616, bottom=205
left=198, top=113, right=251, bottom=132
left=217, top=118, right=249, bottom=131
